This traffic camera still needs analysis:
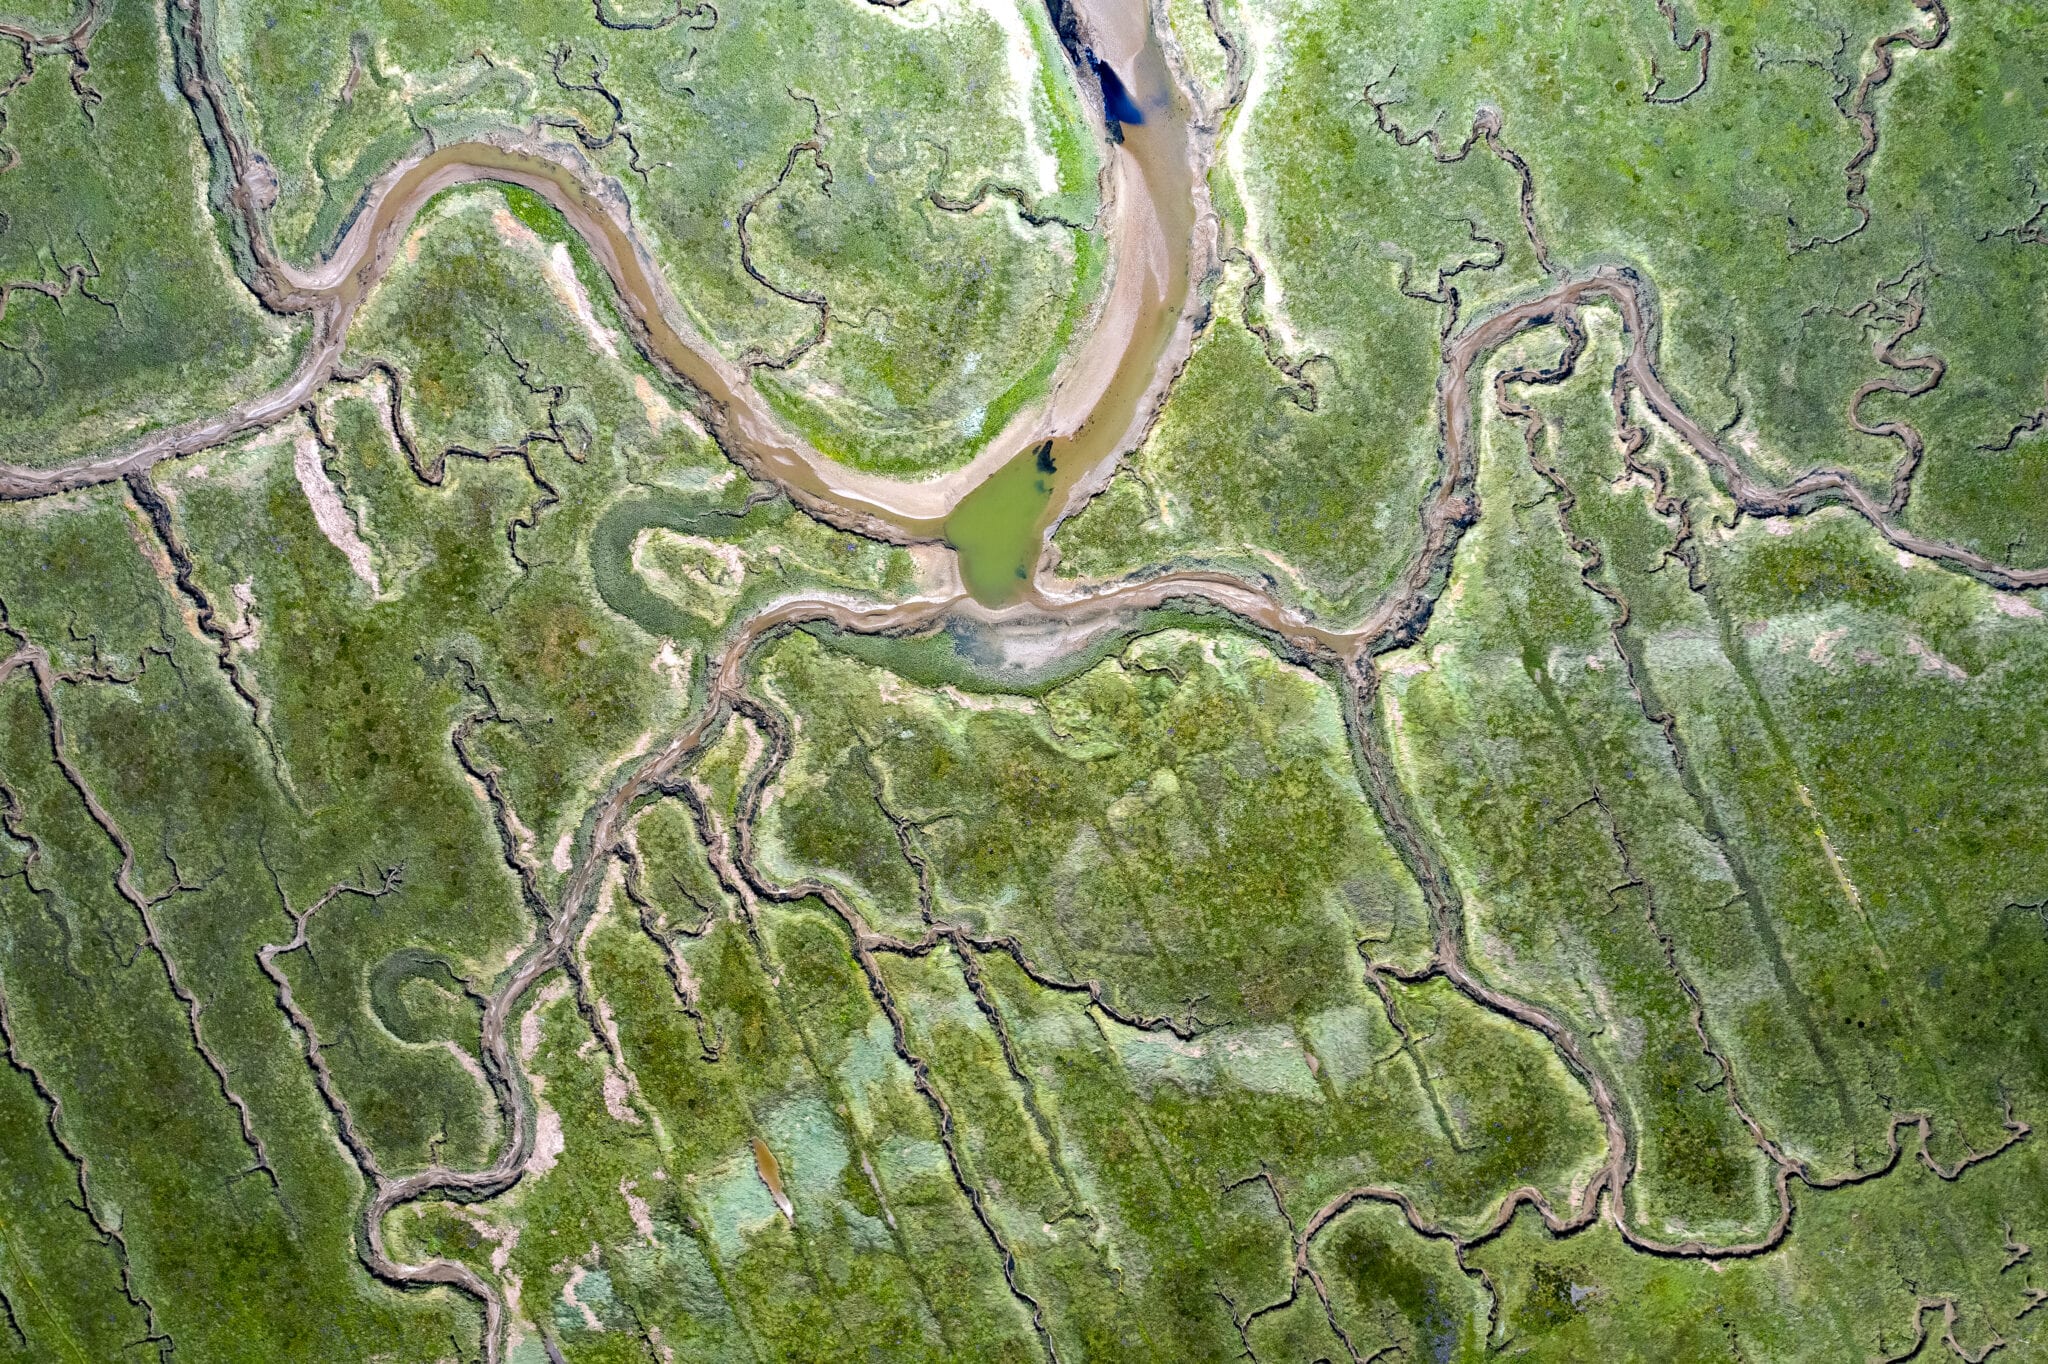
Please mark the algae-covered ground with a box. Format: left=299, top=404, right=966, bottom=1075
left=1, top=0, right=2047, bottom=1361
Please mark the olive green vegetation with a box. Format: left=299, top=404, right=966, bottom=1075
left=210, top=0, right=1103, bottom=477
left=0, top=488, right=484, bottom=1360
left=0, top=161, right=922, bottom=1359
left=0, top=0, right=304, bottom=469
left=458, top=624, right=1612, bottom=1361
left=1466, top=1136, right=2048, bottom=1361
left=1378, top=306, right=2048, bottom=1355
left=1058, top=0, right=2048, bottom=613
left=1162, top=0, right=1237, bottom=107
left=3, top=0, right=2048, bottom=1359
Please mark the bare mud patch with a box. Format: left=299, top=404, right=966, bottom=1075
left=293, top=434, right=382, bottom=593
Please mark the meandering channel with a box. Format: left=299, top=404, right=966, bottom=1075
left=1, top=0, right=2044, bottom=1357
left=3, top=0, right=1211, bottom=614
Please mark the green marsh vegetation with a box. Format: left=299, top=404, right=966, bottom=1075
left=0, top=0, right=2045, bottom=1359
left=0, top=0, right=304, bottom=469
left=218, top=0, right=1105, bottom=478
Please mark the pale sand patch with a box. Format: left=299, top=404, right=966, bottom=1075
left=644, top=529, right=746, bottom=581
left=968, top=0, right=1060, bottom=194
left=491, top=204, right=541, bottom=251
left=601, top=1069, right=641, bottom=1125
left=442, top=1206, right=518, bottom=1271
left=1898, top=549, right=1916, bottom=568
left=231, top=582, right=259, bottom=651
left=1808, top=626, right=1847, bottom=666
left=865, top=0, right=1059, bottom=195
left=293, top=435, right=382, bottom=592
left=521, top=979, right=573, bottom=1178
left=1994, top=593, right=2043, bottom=620
left=501, top=1275, right=530, bottom=1361
left=607, top=729, right=659, bottom=785
left=493, top=792, right=540, bottom=867
left=738, top=714, right=768, bottom=775
left=633, top=374, right=702, bottom=435
left=1248, top=544, right=1312, bottom=594
left=434, top=1204, right=525, bottom=1352
left=528, top=1100, right=565, bottom=1180
left=859, top=1152, right=897, bottom=1230
left=937, top=683, right=1037, bottom=714
left=633, top=529, right=747, bottom=626
left=620, top=1178, right=657, bottom=1242
left=909, top=540, right=963, bottom=598
left=1379, top=679, right=1422, bottom=773
left=1766, top=517, right=1795, bottom=536
left=562, top=1266, right=604, bottom=1332
left=652, top=640, right=691, bottom=689
left=489, top=1225, right=519, bottom=1275
left=671, top=951, right=699, bottom=1000
left=552, top=831, right=573, bottom=873
left=491, top=206, right=624, bottom=361
left=1905, top=635, right=1969, bottom=682
left=547, top=241, right=621, bottom=359
left=122, top=496, right=180, bottom=589
left=1222, top=4, right=1296, bottom=352
left=1794, top=781, right=1878, bottom=956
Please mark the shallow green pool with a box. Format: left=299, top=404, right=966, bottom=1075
left=945, top=439, right=1059, bottom=605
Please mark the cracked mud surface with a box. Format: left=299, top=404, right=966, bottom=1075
left=0, top=0, right=2046, bottom=1360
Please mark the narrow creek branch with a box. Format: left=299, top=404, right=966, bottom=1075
left=1644, top=0, right=1712, bottom=104
left=1872, top=1295, right=2006, bottom=1364
left=1360, top=75, right=1556, bottom=276
left=360, top=597, right=938, bottom=1361
left=1506, top=356, right=1823, bottom=1201
left=1228, top=247, right=1332, bottom=410
left=0, top=639, right=280, bottom=1191
left=0, top=236, right=120, bottom=384
left=0, top=972, right=170, bottom=1361
left=123, top=469, right=300, bottom=803
left=1802, top=261, right=1946, bottom=513
left=734, top=92, right=833, bottom=373
left=618, top=835, right=723, bottom=1060
left=589, top=0, right=716, bottom=34
left=725, top=688, right=1063, bottom=1362
left=1330, top=649, right=2027, bottom=1286
left=1790, top=0, right=1950, bottom=252
left=1980, top=375, right=2048, bottom=456
left=256, top=866, right=405, bottom=1185
left=920, top=139, right=1097, bottom=230
left=0, top=0, right=106, bottom=177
